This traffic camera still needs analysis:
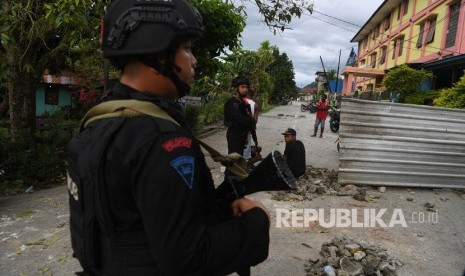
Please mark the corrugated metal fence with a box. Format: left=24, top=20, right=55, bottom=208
left=338, top=98, right=465, bottom=188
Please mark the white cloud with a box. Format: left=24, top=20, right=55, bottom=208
left=238, top=0, right=384, bottom=87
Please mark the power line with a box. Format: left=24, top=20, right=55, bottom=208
left=312, top=10, right=362, bottom=28
left=309, top=15, right=358, bottom=33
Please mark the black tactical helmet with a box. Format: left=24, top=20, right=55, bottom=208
left=231, top=75, right=250, bottom=88
left=103, top=0, right=203, bottom=59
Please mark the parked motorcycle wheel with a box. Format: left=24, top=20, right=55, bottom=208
left=309, top=104, right=317, bottom=114
left=330, top=119, right=339, bottom=133
left=300, top=104, right=307, bottom=112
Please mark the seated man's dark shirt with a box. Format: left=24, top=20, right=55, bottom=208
left=284, top=140, right=306, bottom=178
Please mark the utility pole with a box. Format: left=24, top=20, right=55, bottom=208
left=319, top=56, right=331, bottom=93
left=335, top=49, right=341, bottom=94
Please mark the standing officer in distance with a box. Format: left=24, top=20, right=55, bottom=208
left=67, top=0, right=270, bottom=275
left=224, top=76, right=257, bottom=156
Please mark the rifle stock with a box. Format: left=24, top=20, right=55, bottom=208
left=216, top=151, right=296, bottom=202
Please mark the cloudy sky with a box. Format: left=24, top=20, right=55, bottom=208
left=237, top=0, right=385, bottom=87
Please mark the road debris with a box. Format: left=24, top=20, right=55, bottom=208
left=304, top=236, right=402, bottom=276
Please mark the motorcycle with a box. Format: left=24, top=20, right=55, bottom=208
left=328, top=106, right=340, bottom=133
left=301, top=102, right=317, bottom=113
left=281, top=97, right=289, bottom=105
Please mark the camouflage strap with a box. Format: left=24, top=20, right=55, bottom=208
left=81, top=99, right=248, bottom=180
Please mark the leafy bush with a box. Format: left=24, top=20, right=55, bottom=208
left=383, top=64, right=433, bottom=102
left=199, top=94, right=230, bottom=125
left=183, top=105, right=201, bottom=134
left=434, top=73, right=465, bottom=108
left=404, top=90, right=440, bottom=105
left=0, top=109, right=78, bottom=195
left=0, top=127, right=67, bottom=195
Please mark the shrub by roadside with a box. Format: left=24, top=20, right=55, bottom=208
left=0, top=110, right=78, bottom=196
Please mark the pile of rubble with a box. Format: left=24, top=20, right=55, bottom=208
left=270, top=166, right=364, bottom=201
left=304, top=236, right=403, bottom=276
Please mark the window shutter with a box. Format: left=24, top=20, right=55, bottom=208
left=416, top=24, right=424, bottom=48
left=425, top=18, right=436, bottom=44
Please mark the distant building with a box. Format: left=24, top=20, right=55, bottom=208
left=300, top=86, right=317, bottom=96
left=36, top=71, right=81, bottom=116
left=342, top=0, right=465, bottom=95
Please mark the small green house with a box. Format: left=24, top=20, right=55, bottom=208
left=35, top=83, right=73, bottom=116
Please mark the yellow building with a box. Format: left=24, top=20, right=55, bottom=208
left=342, top=0, right=465, bottom=95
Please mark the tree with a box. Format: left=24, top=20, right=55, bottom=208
left=1, top=0, right=312, bottom=141
left=236, top=0, right=314, bottom=32
left=0, top=0, right=108, bottom=141
left=268, top=50, right=297, bottom=101
left=221, top=41, right=275, bottom=103
left=188, top=0, right=246, bottom=77
left=382, top=64, right=433, bottom=103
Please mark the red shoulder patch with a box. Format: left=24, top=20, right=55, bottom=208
left=162, top=137, right=193, bottom=152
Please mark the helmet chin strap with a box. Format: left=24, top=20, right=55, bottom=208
left=164, top=69, right=191, bottom=98
left=141, top=51, right=191, bottom=99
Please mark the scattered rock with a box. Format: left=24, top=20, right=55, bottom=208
left=303, top=236, right=401, bottom=276
left=316, top=186, right=327, bottom=194
left=354, top=251, right=367, bottom=261
left=340, top=257, right=363, bottom=275
left=269, top=166, right=340, bottom=201
left=406, top=197, right=414, bottom=201
left=338, top=184, right=358, bottom=196
left=424, top=202, right=435, bottom=208
left=308, top=257, right=319, bottom=263
left=379, top=262, right=397, bottom=276
left=377, top=186, right=386, bottom=193
left=345, top=243, right=362, bottom=254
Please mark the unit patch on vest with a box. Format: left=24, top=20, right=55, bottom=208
left=170, top=156, right=195, bottom=189
left=162, top=137, right=192, bottom=152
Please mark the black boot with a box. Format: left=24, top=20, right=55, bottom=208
left=311, top=127, right=317, bottom=137
left=319, top=129, right=324, bottom=138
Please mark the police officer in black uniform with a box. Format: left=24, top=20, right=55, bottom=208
left=224, top=76, right=256, bottom=156
left=67, top=0, right=270, bottom=275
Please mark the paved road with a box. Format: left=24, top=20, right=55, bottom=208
left=1, top=101, right=464, bottom=275
left=203, top=100, right=340, bottom=172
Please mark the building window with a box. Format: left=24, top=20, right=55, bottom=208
left=397, top=4, right=401, bottom=20
left=45, top=85, right=59, bottom=105
left=403, top=0, right=409, bottom=15
left=398, top=37, right=404, bottom=56
left=372, top=24, right=380, bottom=40
left=445, top=2, right=460, bottom=48
left=416, top=23, right=425, bottom=48
left=384, top=14, right=391, bottom=30
left=380, top=47, right=387, bottom=65
left=425, top=18, right=437, bottom=44
left=392, top=40, right=397, bottom=59
left=366, top=84, right=374, bottom=92
left=370, top=53, right=377, bottom=68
